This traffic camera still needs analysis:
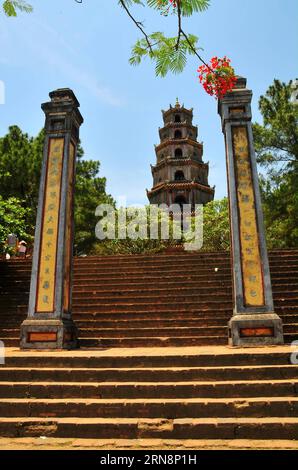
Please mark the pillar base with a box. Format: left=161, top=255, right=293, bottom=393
left=228, top=313, right=284, bottom=347
left=20, top=319, right=78, bottom=350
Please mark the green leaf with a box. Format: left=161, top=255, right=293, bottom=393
left=146, top=0, right=210, bottom=16
left=2, top=0, right=32, bottom=17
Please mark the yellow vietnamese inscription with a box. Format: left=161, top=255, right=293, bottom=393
left=36, top=138, right=64, bottom=313
left=232, top=126, right=265, bottom=307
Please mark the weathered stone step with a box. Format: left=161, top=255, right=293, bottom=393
left=72, top=289, right=298, bottom=300
left=2, top=285, right=298, bottom=304
left=0, top=306, right=296, bottom=322
left=1, top=333, right=287, bottom=346
left=71, top=279, right=298, bottom=291
left=1, top=323, right=297, bottom=340
left=2, top=271, right=298, bottom=287
left=0, top=397, right=297, bottom=418
left=3, top=264, right=298, bottom=279
left=70, top=298, right=298, bottom=313
left=2, top=316, right=297, bottom=331
left=4, top=252, right=296, bottom=266
left=0, top=380, right=296, bottom=399
left=1, top=365, right=297, bottom=382
left=0, top=416, right=296, bottom=440
left=76, top=326, right=227, bottom=338
left=0, top=326, right=227, bottom=339
left=79, top=336, right=228, bottom=348
left=75, top=318, right=230, bottom=328
left=2, top=252, right=296, bottom=268
left=0, top=318, right=226, bottom=329
left=4, top=350, right=293, bottom=368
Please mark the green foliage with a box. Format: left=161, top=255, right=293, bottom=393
left=253, top=79, right=298, bottom=249
left=120, top=0, right=210, bottom=76
left=93, top=200, right=231, bottom=255
left=93, top=206, right=179, bottom=255
left=201, top=198, right=230, bottom=251
left=253, top=80, right=298, bottom=169
left=0, top=126, right=114, bottom=255
left=146, top=0, right=210, bottom=16
left=2, top=0, right=32, bottom=16
left=0, top=126, right=43, bottom=228
left=74, top=144, right=115, bottom=255
left=130, top=32, right=200, bottom=77
left=260, top=171, right=298, bottom=249
left=0, top=196, right=33, bottom=253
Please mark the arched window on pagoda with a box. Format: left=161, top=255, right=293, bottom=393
left=174, top=114, right=181, bottom=123
left=175, top=148, right=183, bottom=158
left=174, top=195, right=187, bottom=210
left=175, top=170, right=185, bottom=181
left=174, top=130, right=182, bottom=139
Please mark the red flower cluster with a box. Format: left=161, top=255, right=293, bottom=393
left=157, top=0, right=177, bottom=16
left=198, top=57, right=237, bottom=99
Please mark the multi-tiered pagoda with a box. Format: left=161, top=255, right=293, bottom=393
left=147, top=100, right=215, bottom=208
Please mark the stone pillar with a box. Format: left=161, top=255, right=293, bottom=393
left=218, top=77, right=283, bottom=346
left=20, top=89, right=83, bottom=349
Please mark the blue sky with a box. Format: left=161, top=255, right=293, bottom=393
left=0, top=0, right=297, bottom=206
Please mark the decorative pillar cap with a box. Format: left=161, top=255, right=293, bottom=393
left=234, top=76, right=247, bottom=90
left=49, top=88, right=80, bottom=108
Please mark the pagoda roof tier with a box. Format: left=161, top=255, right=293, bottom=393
left=147, top=181, right=215, bottom=196
left=159, top=122, right=197, bottom=130
left=155, top=138, right=203, bottom=152
left=162, top=105, right=193, bottom=117
left=151, top=158, right=208, bottom=172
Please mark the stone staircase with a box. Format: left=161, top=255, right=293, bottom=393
left=0, top=347, right=297, bottom=440
left=0, top=250, right=297, bottom=347
left=0, top=250, right=297, bottom=443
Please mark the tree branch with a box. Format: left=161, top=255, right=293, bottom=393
left=180, top=29, right=211, bottom=70
left=176, top=0, right=182, bottom=50
left=119, top=0, right=153, bottom=54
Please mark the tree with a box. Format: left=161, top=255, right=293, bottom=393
left=0, top=126, right=43, bottom=223
left=201, top=198, right=230, bottom=251
left=253, top=80, right=298, bottom=248
left=259, top=172, right=298, bottom=249
left=0, top=196, right=33, bottom=254
left=0, top=126, right=114, bottom=254
left=253, top=80, right=298, bottom=169
left=74, top=144, right=115, bottom=254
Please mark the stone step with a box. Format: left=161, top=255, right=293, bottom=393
left=0, top=307, right=297, bottom=323
left=77, top=326, right=228, bottom=338
left=1, top=365, right=297, bottom=382
left=70, top=299, right=298, bottom=313
left=2, top=252, right=297, bottom=268
left=1, top=323, right=297, bottom=340
left=2, top=316, right=297, bottom=330
left=0, top=416, right=297, bottom=440
left=2, top=264, right=298, bottom=279
left=71, top=289, right=298, bottom=299
left=0, top=380, right=296, bottom=399
left=0, top=397, right=297, bottom=419
left=0, top=335, right=226, bottom=348
left=3, top=350, right=293, bottom=368
left=1, top=330, right=296, bottom=344
left=1, top=299, right=297, bottom=315
left=0, top=326, right=227, bottom=339
left=0, top=312, right=296, bottom=327
left=79, top=336, right=228, bottom=348
left=2, top=271, right=298, bottom=287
